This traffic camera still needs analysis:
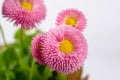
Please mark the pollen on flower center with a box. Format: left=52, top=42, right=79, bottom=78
left=65, top=17, right=77, bottom=27
left=20, top=1, right=32, bottom=11
left=59, top=39, right=74, bottom=54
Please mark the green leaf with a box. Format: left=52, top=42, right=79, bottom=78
left=14, top=28, right=25, bottom=40
left=0, top=47, right=6, bottom=69
left=0, top=28, right=46, bottom=80
left=5, top=71, right=15, bottom=80
left=1, top=46, right=18, bottom=69
left=19, top=58, right=30, bottom=71
left=56, top=73, right=66, bottom=80
left=43, top=66, right=52, bottom=80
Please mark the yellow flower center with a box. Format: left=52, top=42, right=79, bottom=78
left=59, top=39, right=74, bottom=54
left=20, top=1, right=32, bottom=11
left=65, top=17, right=77, bottom=27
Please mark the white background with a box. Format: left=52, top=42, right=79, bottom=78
left=0, top=0, right=120, bottom=80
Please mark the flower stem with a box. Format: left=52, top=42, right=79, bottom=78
left=0, top=24, right=8, bottom=47
left=29, top=59, right=35, bottom=80
left=20, top=28, right=23, bottom=45
left=20, top=28, right=24, bottom=55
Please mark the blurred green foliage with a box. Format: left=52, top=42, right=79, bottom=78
left=0, top=29, right=66, bottom=80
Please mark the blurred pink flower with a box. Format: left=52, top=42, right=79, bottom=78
left=31, top=34, right=45, bottom=65
left=41, top=25, right=87, bottom=74
left=56, top=9, right=86, bottom=31
left=2, top=0, right=46, bottom=29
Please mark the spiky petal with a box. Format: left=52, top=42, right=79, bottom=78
left=56, top=9, right=86, bottom=31
left=41, top=25, right=87, bottom=74
left=2, top=0, right=46, bottom=29
left=31, top=34, right=45, bottom=65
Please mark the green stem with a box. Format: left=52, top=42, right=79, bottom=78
left=20, top=28, right=24, bottom=54
left=20, top=28, right=23, bottom=45
left=29, top=59, right=35, bottom=80
left=0, top=24, right=8, bottom=47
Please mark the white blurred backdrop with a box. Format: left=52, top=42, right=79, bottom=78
left=0, top=0, right=120, bottom=80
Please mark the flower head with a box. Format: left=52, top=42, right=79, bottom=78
left=31, top=34, right=45, bottom=65
left=41, top=25, right=87, bottom=74
left=56, top=9, right=86, bottom=31
left=2, top=0, right=46, bottom=29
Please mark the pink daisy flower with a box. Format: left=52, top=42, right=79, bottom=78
left=41, top=25, right=87, bottom=74
left=31, top=34, right=45, bottom=65
left=56, top=9, right=86, bottom=31
left=2, top=0, right=46, bottom=29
